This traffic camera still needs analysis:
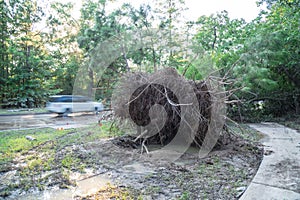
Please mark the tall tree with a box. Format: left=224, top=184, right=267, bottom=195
left=0, top=0, right=10, bottom=106
left=0, top=0, right=55, bottom=108
left=245, top=0, right=300, bottom=115
left=45, top=1, right=82, bottom=95
left=77, top=0, right=129, bottom=100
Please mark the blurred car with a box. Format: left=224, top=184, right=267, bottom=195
left=46, top=95, right=104, bottom=115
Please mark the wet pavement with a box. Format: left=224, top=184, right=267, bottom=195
left=0, top=113, right=100, bottom=131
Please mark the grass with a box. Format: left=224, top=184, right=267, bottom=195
left=0, top=107, right=110, bottom=116
left=83, top=183, right=134, bottom=200
left=0, top=128, right=69, bottom=168
left=226, top=122, right=264, bottom=142
left=179, top=192, right=190, bottom=200
left=0, top=108, right=48, bottom=115
left=153, top=153, right=249, bottom=199
left=0, top=121, right=124, bottom=197
left=61, top=155, right=79, bottom=169
left=275, top=114, right=300, bottom=131
left=0, top=121, right=262, bottom=199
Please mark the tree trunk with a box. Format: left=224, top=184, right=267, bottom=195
left=88, top=68, right=94, bottom=97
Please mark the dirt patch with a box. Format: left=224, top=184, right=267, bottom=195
left=270, top=159, right=300, bottom=193
left=1, top=131, right=263, bottom=200
left=110, top=135, right=263, bottom=199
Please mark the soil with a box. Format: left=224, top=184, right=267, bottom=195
left=0, top=132, right=263, bottom=200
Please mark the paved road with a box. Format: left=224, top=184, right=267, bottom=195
left=0, top=113, right=102, bottom=131
left=240, top=123, right=300, bottom=200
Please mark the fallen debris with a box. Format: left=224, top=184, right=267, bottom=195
left=25, top=135, right=36, bottom=141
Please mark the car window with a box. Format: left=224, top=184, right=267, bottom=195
left=73, top=96, right=93, bottom=102
left=62, top=97, right=72, bottom=102
left=49, top=95, right=93, bottom=103
left=72, top=96, right=85, bottom=102
left=49, top=97, right=61, bottom=102
left=82, top=97, right=92, bottom=102
left=49, top=96, right=71, bottom=102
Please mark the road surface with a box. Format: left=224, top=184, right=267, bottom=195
left=0, top=112, right=102, bottom=131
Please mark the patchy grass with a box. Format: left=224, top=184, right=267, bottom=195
left=275, top=115, right=300, bottom=131
left=0, top=121, right=123, bottom=197
left=0, top=128, right=69, bottom=169
left=134, top=152, right=256, bottom=200
left=226, top=123, right=264, bottom=142
left=81, top=183, right=134, bottom=200
left=0, top=121, right=262, bottom=199
left=0, top=108, right=48, bottom=115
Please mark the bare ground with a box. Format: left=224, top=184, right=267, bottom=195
left=0, top=127, right=263, bottom=200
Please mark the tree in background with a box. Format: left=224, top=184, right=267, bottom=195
left=45, top=1, right=83, bottom=95
left=0, top=0, right=298, bottom=120
left=233, top=0, right=300, bottom=118
left=76, top=0, right=130, bottom=101
left=193, top=0, right=300, bottom=120
left=0, top=0, right=56, bottom=108
left=0, top=0, right=10, bottom=106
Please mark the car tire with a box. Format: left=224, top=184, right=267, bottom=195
left=63, top=108, right=71, bottom=117
left=95, top=107, right=99, bottom=115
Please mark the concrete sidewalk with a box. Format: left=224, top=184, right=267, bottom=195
left=240, top=123, right=300, bottom=200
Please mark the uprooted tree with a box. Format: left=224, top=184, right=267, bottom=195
left=112, top=67, right=227, bottom=152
